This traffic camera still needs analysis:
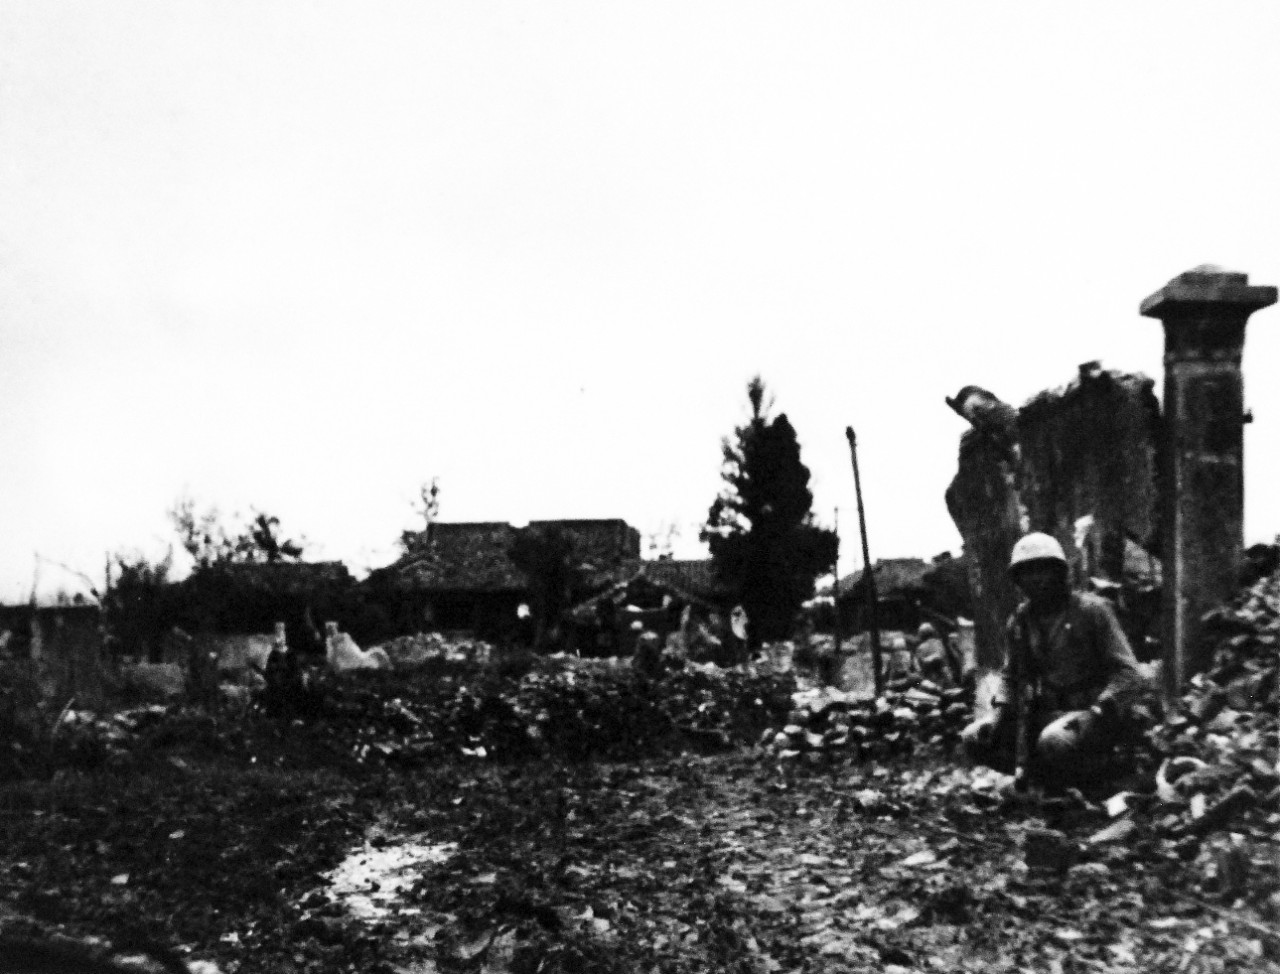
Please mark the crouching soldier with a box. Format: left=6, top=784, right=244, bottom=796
left=961, top=532, right=1142, bottom=790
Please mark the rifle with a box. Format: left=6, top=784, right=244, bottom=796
left=1010, top=617, right=1032, bottom=792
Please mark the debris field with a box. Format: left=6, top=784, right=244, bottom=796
left=1, top=571, right=1279, bottom=973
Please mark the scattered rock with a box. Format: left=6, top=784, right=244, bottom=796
left=1087, top=819, right=1136, bottom=845
left=1142, top=567, right=1280, bottom=840
left=759, top=673, right=974, bottom=762
left=1022, top=827, right=1078, bottom=873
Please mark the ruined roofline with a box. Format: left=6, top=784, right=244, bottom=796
left=423, top=518, right=636, bottom=534
left=1018, top=362, right=1157, bottom=418
left=527, top=518, right=632, bottom=529
left=427, top=521, right=515, bottom=532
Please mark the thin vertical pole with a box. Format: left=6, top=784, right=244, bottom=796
left=831, top=507, right=842, bottom=657
left=846, top=427, right=883, bottom=696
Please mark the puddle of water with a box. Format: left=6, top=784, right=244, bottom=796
left=325, top=836, right=458, bottom=920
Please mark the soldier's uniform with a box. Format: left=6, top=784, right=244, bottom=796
left=965, top=590, right=1142, bottom=784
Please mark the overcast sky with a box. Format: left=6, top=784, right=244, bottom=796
left=4, top=2, right=1280, bottom=603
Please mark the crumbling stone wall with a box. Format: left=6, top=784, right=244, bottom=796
left=946, top=364, right=1161, bottom=667
left=1018, top=363, right=1162, bottom=583
left=945, top=430, right=1024, bottom=670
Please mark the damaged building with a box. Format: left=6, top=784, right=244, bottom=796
left=947, top=265, right=1276, bottom=694
left=364, top=518, right=723, bottom=644
left=946, top=364, right=1164, bottom=668
left=567, top=558, right=732, bottom=657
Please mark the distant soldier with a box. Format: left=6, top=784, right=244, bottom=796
left=961, top=532, right=1142, bottom=788
left=262, top=622, right=305, bottom=717
left=914, top=622, right=957, bottom=688
left=883, top=633, right=917, bottom=683
left=631, top=630, right=664, bottom=678
left=595, top=599, right=619, bottom=656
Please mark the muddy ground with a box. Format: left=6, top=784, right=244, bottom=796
left=1, top=673, right=1277, bottom=974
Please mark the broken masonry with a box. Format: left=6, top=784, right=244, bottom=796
left=947, top=265, right=1276, bottom=695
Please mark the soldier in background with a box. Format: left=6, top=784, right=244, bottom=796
left=883, top=632, right=917, bottom=683
left=914, top=622, right=957, bottom=688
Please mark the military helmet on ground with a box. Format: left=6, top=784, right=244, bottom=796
left=1008, top=532, right=1067, bottom=571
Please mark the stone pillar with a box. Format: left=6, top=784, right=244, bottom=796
left=1140, top=265, right=1276, bottom=695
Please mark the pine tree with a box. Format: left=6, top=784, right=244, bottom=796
left=701, top=376, right=837, bottom=647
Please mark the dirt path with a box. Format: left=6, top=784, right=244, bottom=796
left=312, top=754, right=1275, bottom=974
left=2, top=739, right=1275, bottom=973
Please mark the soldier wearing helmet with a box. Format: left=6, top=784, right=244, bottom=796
left=914, top=621, right=959, bottom=688
left=960, top=531, right=1142, bottom=787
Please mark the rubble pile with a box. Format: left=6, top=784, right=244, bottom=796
left=991, top=571, right=1280, bottom=910
left=663, top=663, right=800, bottom=745
left=1141, top=568, right=1280, bottom=841
left=758, top=674, right=972, bottom=764
left=2, top=647, right=796, bottom=779
left=370, top=632, right=494, bottom=668
left=6, top=705, right=235, bottom=777
left=308, top=657, right=796, bottom=766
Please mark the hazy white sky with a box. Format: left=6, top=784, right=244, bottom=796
left=4, top=2, right=1280, bottom=602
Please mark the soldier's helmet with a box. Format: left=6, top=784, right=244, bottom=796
left=1008, top=532, right=1067, bottom=571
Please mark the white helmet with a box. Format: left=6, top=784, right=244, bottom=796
left=1009, top=532, right=1067, bottom=571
